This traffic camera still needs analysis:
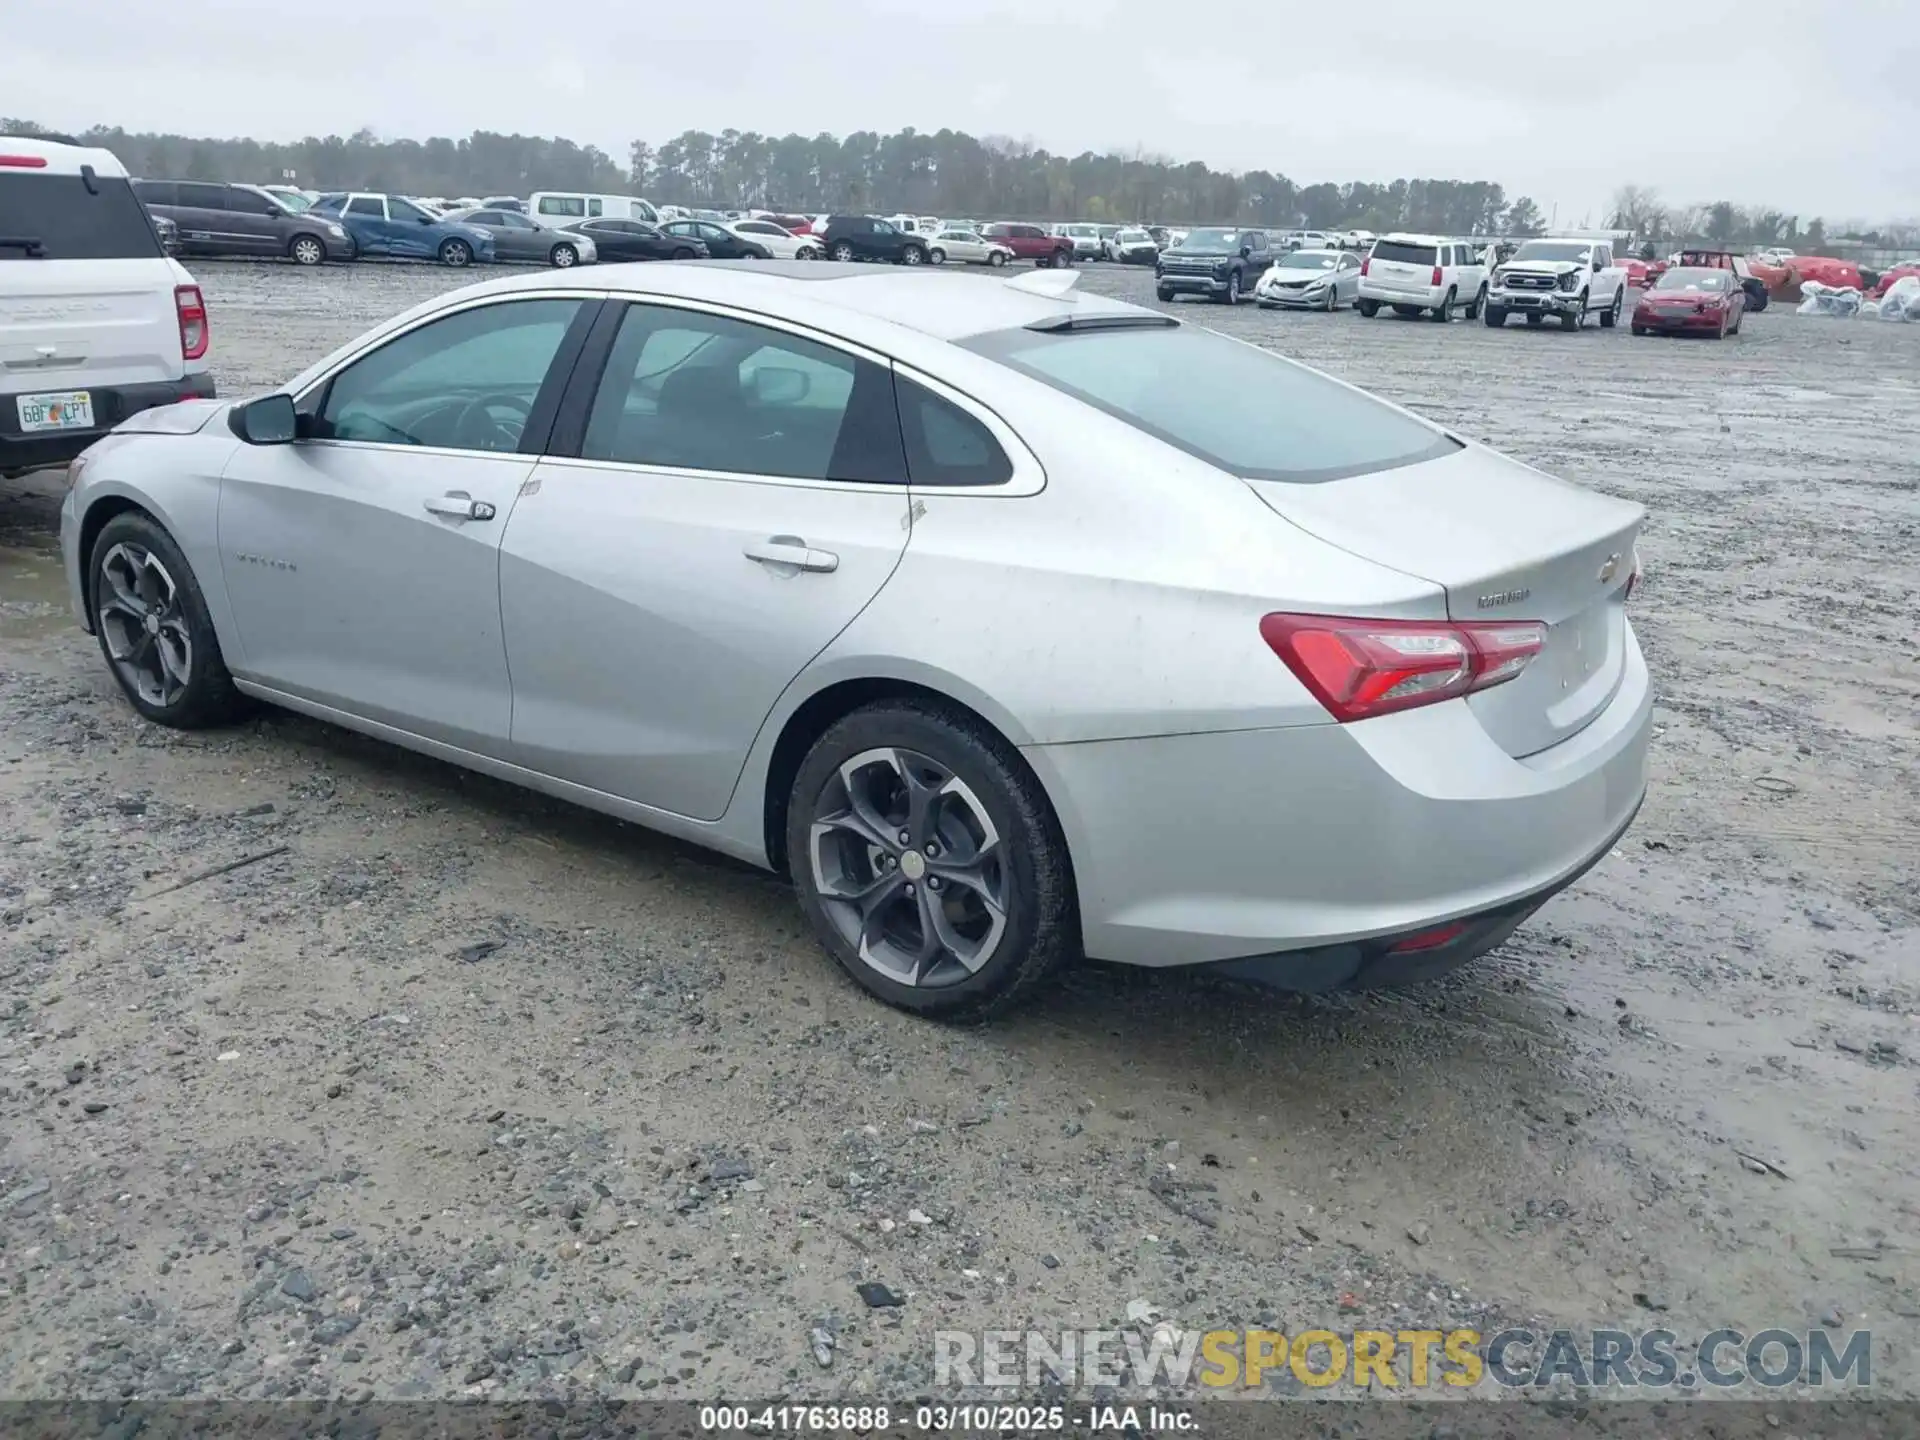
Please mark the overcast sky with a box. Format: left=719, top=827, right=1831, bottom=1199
left=5, top=0, right=1914, bottom=223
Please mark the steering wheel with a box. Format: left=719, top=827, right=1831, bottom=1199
left=453, top=393, right=534, bottom=451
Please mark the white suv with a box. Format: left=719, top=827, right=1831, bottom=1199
left=1356, top=234, right=1488, bottom=322
left=1484, top=237, right=1627, bottom=330
left=1, top=135, right=213, bottom=479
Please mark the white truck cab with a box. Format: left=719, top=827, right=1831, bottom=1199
left=1, top=134, right=213, bottom=479
left=1485, top=237, right=1627, bottom=330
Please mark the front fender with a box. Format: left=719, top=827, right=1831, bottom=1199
left=67, top=435, right=243, bottom=661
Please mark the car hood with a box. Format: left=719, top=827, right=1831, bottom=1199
left=1263, top=266, right=1336, bottom=284
left=1500, top=260, right=1583, bottom=277
left=112, top=399, right=226, bottom=436
left=1164, top=248, right=1233, bottom=260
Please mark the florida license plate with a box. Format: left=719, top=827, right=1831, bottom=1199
left=16, top=391, right=95, bottom=432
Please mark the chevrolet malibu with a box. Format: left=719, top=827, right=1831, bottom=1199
left=59, top=263, right=1650, bottom=1018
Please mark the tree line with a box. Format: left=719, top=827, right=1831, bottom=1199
left=6, top=117, right=1537, bottom=234
left=9, top=116, right=1903, bottom=245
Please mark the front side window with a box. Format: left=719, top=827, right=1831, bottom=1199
left=580, top=305, right=904, bottom=484
left=964, top=324, right=1458, bottom=485
left=314, top=298, right=583, bottom=452
left=389, top=198, right=431, bottom=224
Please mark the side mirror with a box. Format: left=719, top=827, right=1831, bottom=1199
left=228, top=393, right=298, bottom=446
left=1240, top=244, right=1252, bottom=258
left=749, top=366, right=810, bottom=407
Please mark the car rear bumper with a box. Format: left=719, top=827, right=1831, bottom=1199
left=1024, top=621, right=1652, bottom=973
left=1358, top=280, right=1445, bottom=307
left=1, top=373, right=217, bottom=477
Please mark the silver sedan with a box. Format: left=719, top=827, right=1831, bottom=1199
left=59, top=262, right=1650, bottom=1017
left=1254, top=248, right=1363, bottom=310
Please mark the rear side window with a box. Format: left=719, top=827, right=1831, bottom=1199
left=1372, top=240, right=1437, bottom=265
left=963, top=325, right=1459, bottom=485
left=895, top=377, right=1013, bottom=488
left=0, top=174, right=163, bottom=261
left=539, top=196, right=585, bottom=218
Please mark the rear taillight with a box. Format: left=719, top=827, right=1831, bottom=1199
left=1431, top=265, right=1443, bottom=286
left=174, top=284, right=209, bottom=361
left=1360, top=256, right=1370, bottom=276
left=1259, top=613, right=1546, bottom=723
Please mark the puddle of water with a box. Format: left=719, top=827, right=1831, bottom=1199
left=0, top=544, right=72, bottom=639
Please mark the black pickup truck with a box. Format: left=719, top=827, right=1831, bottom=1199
left=1155, top=226, right=1273, bottom=304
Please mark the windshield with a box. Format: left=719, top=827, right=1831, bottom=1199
left=268, top=188, right=312, bottom=212
left=1116, top=229, right=1150, bottom=243
left=1280, top=252, right=1338, bottom=270
left=1512, top=240, right=1592, bottom=264
left=963, top=325, right=1458, bottom=484
left=1180, top=228, right=1239, bottom=249
left=1653, top=269, right=1730, bottom=292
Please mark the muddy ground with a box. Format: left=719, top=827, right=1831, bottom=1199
left=2, top=259, right=1916, bottom=1407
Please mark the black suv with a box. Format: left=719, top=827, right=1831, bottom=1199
left=1155, top=226, right=1272, bottom=304
left=133, top=180, right=357, bottom=266
left=818, top=215, right=928, bottom=266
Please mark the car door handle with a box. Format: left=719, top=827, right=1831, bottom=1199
left=423, top=491, right=496, bottom=522
left=744, top=537, right=838, bottom=573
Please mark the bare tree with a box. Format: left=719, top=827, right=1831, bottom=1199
left=1608, top=184, right=1667, bottom=239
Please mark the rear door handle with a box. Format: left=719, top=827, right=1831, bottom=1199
left=744, top=536, right=839, bottom=573
left=424, top=491, right=495, bottom=522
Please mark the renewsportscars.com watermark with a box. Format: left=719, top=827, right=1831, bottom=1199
left=935, top=1326, right=1872, bottom=1393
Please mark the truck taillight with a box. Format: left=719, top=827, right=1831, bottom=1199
left=175, top=284, right=209, bottom=361
left=1360, top=256, right=1370, bottom=276
left=1431, top=265, right=1443, bottom=286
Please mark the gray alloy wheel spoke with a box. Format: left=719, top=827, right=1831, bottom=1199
left=809, top=744, right=1014, bottom=989
left=98, top=543, right=192, bottom=708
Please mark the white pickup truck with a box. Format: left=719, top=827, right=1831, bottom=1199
left=1485, top=237, right=1628, bottom=330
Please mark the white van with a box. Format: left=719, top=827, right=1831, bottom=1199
left=1, top=134, right=214, bottom=479
left=529, top=192, right=659, bottom=228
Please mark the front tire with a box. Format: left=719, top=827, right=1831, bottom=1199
left=89, top=513, right=244, bottom=730
left=549, top=243, right=578, bottom=269
left=1156, top=285, right=1175, bottom=302
left=1527, top=312, right=1544, bottom=326
left=928, top=247, right=947, bottom=266
left=1219, top=271, right=1242, bottom=305
left=1631, top=324, right=1647, bottom=336
left=1561, top=292, right=1587, bottom=329
left=787, top=700, right=1077, bottom=1020
left=438, top=238, right=473, bottom=268
left=288, top=235, right=326, bottom=267
left=1600, top=289, right=1623, bottom=328
left=987, top=250, right=1007, bottom=267
left=1484, top=306, right=1508, bottom=328
left=900, top=244, right=925, bottom=266
left=672, top=247, right=696, bottom=260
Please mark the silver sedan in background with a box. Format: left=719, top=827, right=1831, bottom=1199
left=59, top=263, right=1650, bottom=1019
left=1255, top=247, right=1363, bottom=310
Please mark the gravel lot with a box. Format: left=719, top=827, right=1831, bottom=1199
left=2, top=258, right=1916, bottom=1406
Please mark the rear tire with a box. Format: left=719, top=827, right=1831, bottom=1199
left=987, top=250, right=1007, bottom=267
left=672, top=247, right=696, bottom=260
left=787, top=700, right=1077, bottom=1020
left=438, top=238, right=473, bottom=268
left=831, top=241, right=855, bottom=263
left=900, top=245, right=925, bottom=266
left=1431, top=288, right=1455, bottom=322
left=288, top=234, right=326, bottom=267
left=88, top=513, right=244, bottom=730
left=1356, top=299, right=1380, bottom=317
left=1600, top=289, right=1622, bottom=327
left=928, top=247, right=947, bottom=265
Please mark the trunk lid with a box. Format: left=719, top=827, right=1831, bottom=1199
left=1247, top=446, right=1643, bottom=758
left=0, top=259, right=185, bottom=391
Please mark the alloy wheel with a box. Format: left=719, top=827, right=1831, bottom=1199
left=96, top=543, right=193, bottom=709
left=808, top=746, right=1010, bottom=988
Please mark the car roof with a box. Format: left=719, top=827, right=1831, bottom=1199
left=433, top=261, right=1151, bottom=342
left=0, top=134, right=131, bottom=178
left=1378, top=233, right=1456, bottom=245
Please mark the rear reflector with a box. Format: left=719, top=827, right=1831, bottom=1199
left=1388, top=922, right=1467, bottom=953
left=174, top=284, right=209, bottom=362
left=1260, top=612, right=1547, bottom=723
left=0, top=154, right=51, bottom=168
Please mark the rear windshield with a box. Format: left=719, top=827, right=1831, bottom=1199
left=0, top=173, right=163, bottom=261
left=1370, top=240, right=1437, bottom=265
left=964, top=324, right=1459, bottom=484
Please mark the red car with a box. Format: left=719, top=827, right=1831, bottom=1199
left=1668, top=248, right=1771, bottom=310
left=981, top=222, right=1076, bottom=267
left=1631, top=266, right=1746, bottom=338
left=1616, top=255, right=1651, bottom=286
